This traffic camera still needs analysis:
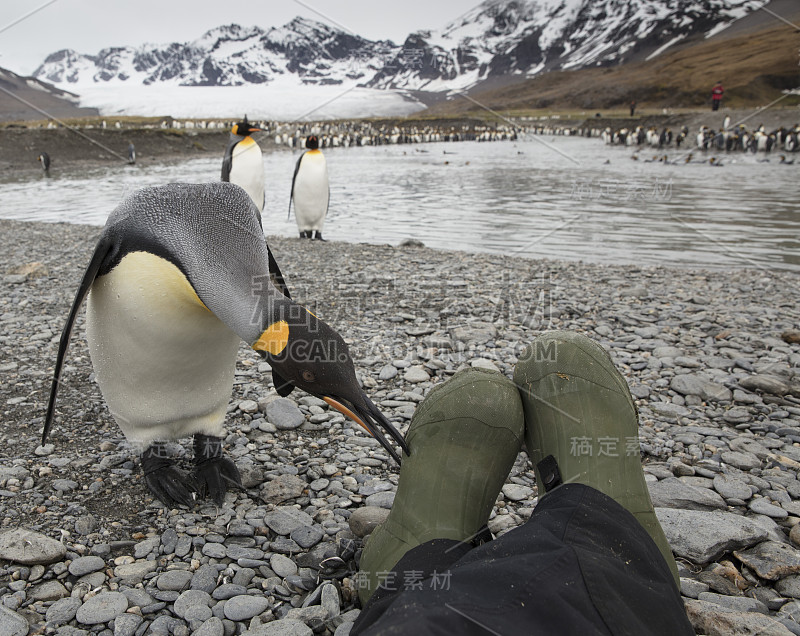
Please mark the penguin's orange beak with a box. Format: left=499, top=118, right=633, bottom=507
left=321, top=394, right=409, bottom=464
left=323, top=397, right=369, bottom=433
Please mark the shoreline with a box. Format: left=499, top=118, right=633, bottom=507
left=1, top=210, right=799, bottom=633
left=3, top=107, right=797, bottom=174
left=4, top=216, right=799, bottom=275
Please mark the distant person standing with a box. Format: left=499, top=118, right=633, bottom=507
left=711, top=82, right=724, bottom=111
left=630, top=100, right=636, bottom=117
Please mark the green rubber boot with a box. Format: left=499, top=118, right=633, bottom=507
left=358, top=367, right=524, bottom=605
left=513, top=331, right=680, bottom=588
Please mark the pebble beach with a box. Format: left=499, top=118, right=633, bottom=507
left=1, top=217, right=800, bottom=635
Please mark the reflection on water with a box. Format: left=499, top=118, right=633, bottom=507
left=1, top=137, right=798, bottom=271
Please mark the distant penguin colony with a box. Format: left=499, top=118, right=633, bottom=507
left=271, top=120, right=518, bottom=149
left=221, top=115, right=265, bottom=212
left=289, top=135, right=329, bottom=240
left=44, top=183, right=409, bottom=507
left=596, top=118, right=799, bottom=158
left=37, top=151, right=50, bottom=175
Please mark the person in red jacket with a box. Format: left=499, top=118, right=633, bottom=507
left=711, top=81, right=724, bottom=111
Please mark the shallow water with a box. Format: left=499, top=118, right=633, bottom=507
left=1, top=136, right=798, bottom=271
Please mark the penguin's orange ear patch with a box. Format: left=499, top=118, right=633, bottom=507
left=253, top=320, right=289, bottom=355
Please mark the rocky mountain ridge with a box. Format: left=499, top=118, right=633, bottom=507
left=33, top=0, right=763, bottom=93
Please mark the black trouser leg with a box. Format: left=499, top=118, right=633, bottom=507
left=353, top=484, right=692, bottom=636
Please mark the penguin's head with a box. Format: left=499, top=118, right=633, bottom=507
left=232, top=115, right=261, bottom=137
left=305, top=135, right=319, bottom=150
left=253, top=305, right=408, bottom=463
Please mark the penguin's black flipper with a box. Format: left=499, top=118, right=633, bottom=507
left=221, top=140, right=234, bottom=182
left=287, top=152, right=304, bottom=220
left=42, top=235, right=113, bottom=444
left=267, top=245, right=291, bottom=300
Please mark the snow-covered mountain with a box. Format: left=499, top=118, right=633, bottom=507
left=35, top=19, right=395, bottom=88
left=34, top=0, right=762, bottom=93
left=367, top=0, right=764, bottom=91
left=0, top=66, right=98, bottom=121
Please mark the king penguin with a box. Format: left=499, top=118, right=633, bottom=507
left=38, top=151, right=50, bottom=176
left=222, top=116, right=264, bottom=212
left=44, top=182, right=408, bottom=507
left=289, top=135, right=329, bottom=240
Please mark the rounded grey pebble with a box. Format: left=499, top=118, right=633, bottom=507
left=0, top=528, right=67, bottom=565
left=222, top=594, right=270, bottom=621
left=192, top=617, right=224, bottom=636
left=174, top=536, right=192, bottom=558
left=265, top=398, right=305, bottom=430
left=270, top=553, right=298, bottom=577
left=321, top=583, right=340, bottom=618
left=348, top=507, right=389, bottom=538
left=212, top=583, right=248, bottom=600
left=75, top=591, right=128, bottom=625
left=202, top=542, right=227, bottom=559
left=68, top=555, right=106, bottom=577
left=112, top=613, right=143, bottom=636
left=713, top=474, right=752, bottom=501
left=173, top=589, right=213, bottom=618
left=148, top=614, right=182, bottom=634
left=190, top=565, right=219, bottom=594
left=46, top=596, right=82, bottom=624
left=151, top=589, right=179, bottom=602
left=133, top=537, right=160, bottom=559
left=243, top=618, right=313, bottom=635
left=161, top=528, right=178, bottom=553
left=74, top=514, right=97, bottom=536
left=365, top=491, right=395, bottom=509
left=184, top=604, right=213, bottom=622
left=156, top=569, right=193, bottom=591
left=290, top=525, right=324, bottom=549
left=0, top=606, right=27, bottom=636
left=334, top=621, right=354, bottom=636
left=404, top=366, right=429, bottom=383
left=239, top=399, right=259, bottom=413
left=749, top=498, right=789, bottom=519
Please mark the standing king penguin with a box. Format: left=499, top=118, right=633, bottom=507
left=44, top=183, right=408, bottom=507
left=222, top=116, right=264, bottom=212
left=289, top=135, right=329, bottom=240
left=38, top=151, right=50, bottom=176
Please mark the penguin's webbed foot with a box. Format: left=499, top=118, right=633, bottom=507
left=192, top=434, right=243, bottom=506
left=141, top=445, right=197, bottom=507
left=193, top=457, right=242, bottom=506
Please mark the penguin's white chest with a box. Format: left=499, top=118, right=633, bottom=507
left=293, top=151, right=329, bottom=231
left=229, top=137, right=265, bottom=212
left=85, top=252, right=241, bottom=446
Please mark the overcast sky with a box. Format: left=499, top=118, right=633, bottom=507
left=0, top=0, right=482, bottom=75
